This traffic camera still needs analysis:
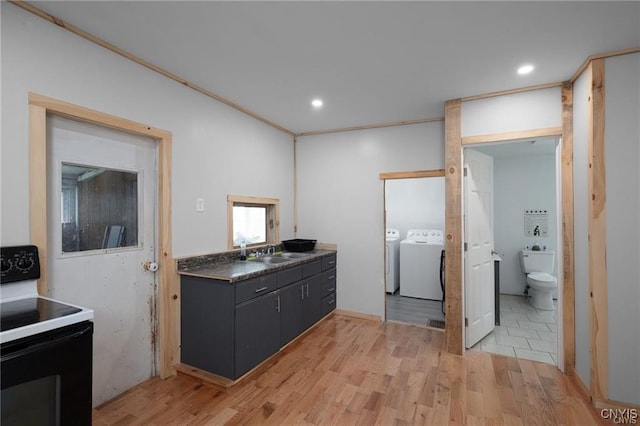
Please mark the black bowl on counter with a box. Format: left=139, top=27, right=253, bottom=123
left=281, top=239, right=317, bottom=252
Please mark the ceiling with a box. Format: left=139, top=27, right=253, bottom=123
left=27, top=1, right=640, bottom=135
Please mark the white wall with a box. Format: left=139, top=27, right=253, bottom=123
left=462, top=87, right=562, bottom=137
left=493, top=154, right=557, bottom=295
left=605, top=53, right=640, bottom=405
left=385, top=177, right=445, bottom=240
left=296, top=123, right=444, bottom=318
left=1, top=4, right=294, bottom=405
left=573, top=69, right=591, bottom=388
left=1, top=4, right=295, bottom=256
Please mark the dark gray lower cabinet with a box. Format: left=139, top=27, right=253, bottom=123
left=181, top=253, right=337, bottom=381
left=235, top=291, right=280, bottom=377
left=280, top=274, right=322, bottom=347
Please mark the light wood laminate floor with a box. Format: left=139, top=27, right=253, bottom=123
left=385, top=293, right=444, bottom=326
left=94, top=314, right=605, bottom=425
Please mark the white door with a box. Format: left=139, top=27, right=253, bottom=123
left=464, top=148, right=495, bottom=348
left=46, top=116, right=158, bottom=406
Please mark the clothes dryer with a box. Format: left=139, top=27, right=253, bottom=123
left=385, top=229, right=400, bottom=293
left=400, top=229, right=444, bottom=300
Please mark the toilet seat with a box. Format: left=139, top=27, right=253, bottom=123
left=527, top=272, right=557, bottom=289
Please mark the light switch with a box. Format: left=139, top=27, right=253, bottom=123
left=196, top=198, right=204, bottom=212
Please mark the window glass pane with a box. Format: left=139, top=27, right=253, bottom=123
left=61, top=163, right=139, bottom=253
left=233, top=206, right=266, bottom=246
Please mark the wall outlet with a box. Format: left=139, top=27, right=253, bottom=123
left=196, top=198, right=204, bottom=212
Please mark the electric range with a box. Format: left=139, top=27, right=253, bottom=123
left=0, top=245, right=94, bottom=344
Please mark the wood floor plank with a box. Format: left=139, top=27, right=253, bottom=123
left=93, top=314, right=606, bottom=425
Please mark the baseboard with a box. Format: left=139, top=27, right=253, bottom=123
left=570, top=368, right=592, bottom=403
left=334, top=309, right=381, bottom=322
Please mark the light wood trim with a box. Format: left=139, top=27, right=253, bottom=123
left=461, top=82, right=563, bottom=103
left=29, top=104, right=48, bottom=295
left=570, top=47, right=640, bottom=84
left=587, top=59, right=608, bottom=402
left=561, top=82, right=576, bottom=375
left=379, top=169, right=445, bottom=180
left=334, top=309, right=381, bottom=322
left=28, top=94, right=176, bottom=379
left=295, top=117, right=444, bottom=137
left=12, top=1, right=294, bottom=137
left=293, top=136, right=298, bottom=235
left=461, top=127, right=563, bottom=145
left=226, top=194, right=280, bottom=250
left=29, top=93, right=171, bottom=140
left=444, top=99, right=464, bottom=355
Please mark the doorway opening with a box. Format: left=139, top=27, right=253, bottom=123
left=381, top=170, right=446, bottom=329
left=464, top=136, right=562, bottom=365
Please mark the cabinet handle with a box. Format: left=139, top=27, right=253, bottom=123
left=306, top=283, right=310, bottom=297
left=328, top=298, right=335, bottom=305
left=300, top=285, right=305, bottom=300
left=255, top=286, right=268, bottom=293
left=328, top=275, right=335, bottom=280
left=328, top=260, right=336, bottom=265
left=328, top=287, right=335, bottom=292
left=276, top=295, right=281, bottom=312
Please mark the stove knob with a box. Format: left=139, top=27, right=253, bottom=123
left=1, top=257, right=11, bottom=272
left=16, top=256, right=34, bottom=271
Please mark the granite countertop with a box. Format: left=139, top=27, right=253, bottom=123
left=177, top=249, right=336, bottom=283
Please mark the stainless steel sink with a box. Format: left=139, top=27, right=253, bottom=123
left=280, top=252, right=311, bottom=259
left=250, top=256, right=291, bottom=264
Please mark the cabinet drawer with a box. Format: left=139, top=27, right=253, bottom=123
left=321, top=281, right=336, bottom=299
left=277, top=266, right=302, bottom=288
left=302, top=260, right=322, bottom=278
left=322, top=254, right=337, bottom=271
left=321, top=269, right=336, bottom=298
left=235, top=274, right=277, bottom=304
left=321, top=295, right=336, bottom=316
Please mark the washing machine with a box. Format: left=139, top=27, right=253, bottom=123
left=400, top=229, right=444, bottom=300
left=385, top=229, right=400, bottom=293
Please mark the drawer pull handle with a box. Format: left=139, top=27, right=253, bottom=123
left=328, top=275, right=335, bottom=280
left=328, top=298, right=335, bottom=305
left=328, top=287, right=335, bottom=292
left=255, top=286, right=268, bottom=293
left=328, top=261, right=336, bottom=265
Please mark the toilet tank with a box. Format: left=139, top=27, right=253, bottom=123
left=520, top=250, right=555, bottom=273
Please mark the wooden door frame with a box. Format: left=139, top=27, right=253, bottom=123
left=28, top=93, right=177, bottom=378
left=444, top=83, right=574, bottom=375
left=379, top=169, right=447, bottom=323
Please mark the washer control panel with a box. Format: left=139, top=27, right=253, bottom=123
left=1, top=245, right=41, bottom=283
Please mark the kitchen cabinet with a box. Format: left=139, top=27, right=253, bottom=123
left=280, top=274, right=321, bottom=347
left=235, top=291, right=280, bottom=377
left=180, top=251, right=337, bottom=381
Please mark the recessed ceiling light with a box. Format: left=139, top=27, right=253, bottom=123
left=517, top=64, right=535, bottom=75
left=311, top=99, right=323, bottom=108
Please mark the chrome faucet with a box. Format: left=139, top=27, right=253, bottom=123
left=266, top=244, right=275, bottom=255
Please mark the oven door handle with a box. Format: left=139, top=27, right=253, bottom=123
left=1, top=323, right=92, bottom=363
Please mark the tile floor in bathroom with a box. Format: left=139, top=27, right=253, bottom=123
left=471, top=294, right=558, bottom=365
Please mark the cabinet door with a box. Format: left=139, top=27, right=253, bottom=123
left=279, top=282, right=304, bottom=346
left=302, top=274, right=322, bottom=330
left=235, top=291, right=280, bottom=378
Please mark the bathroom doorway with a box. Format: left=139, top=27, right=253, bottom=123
left=381, top=170, right=446, bottom=329
left=465, top=136, right=562, bottom=365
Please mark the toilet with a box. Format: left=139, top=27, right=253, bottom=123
left=520, top=249, right=557, bottom=310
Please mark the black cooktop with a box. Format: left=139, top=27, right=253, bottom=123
left=0, top=297, right=81, bottom=332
